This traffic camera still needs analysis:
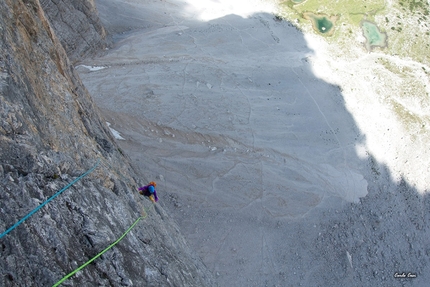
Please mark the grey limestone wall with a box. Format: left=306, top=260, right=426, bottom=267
left=40, top=0, right=107, bottom=62
left=0, top=0, right=214, bottom=286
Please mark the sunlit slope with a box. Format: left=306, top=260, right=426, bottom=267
left=276, top=0, right=430, bottom=192
left=278, top=0, right=430, bottom=65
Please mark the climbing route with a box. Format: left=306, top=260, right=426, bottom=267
left=52, top=214, right=146, bottom=287
left=0, top=159, right=100, bottom=239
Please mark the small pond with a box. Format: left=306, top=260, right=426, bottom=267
left=361, top=20, right=387, bottom=50
left=303, top=12, right=338, bottom=35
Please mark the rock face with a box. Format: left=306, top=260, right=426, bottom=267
left=40, top=0, right=107, bottom=62
left=0, top=0, right=214, bottom=286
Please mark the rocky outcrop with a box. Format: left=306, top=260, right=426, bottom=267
left=40, top=0, right=107, bottom=62
left=0, top=0, right=214, bottom=286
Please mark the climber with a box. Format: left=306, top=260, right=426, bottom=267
left=138, top=181, right=158, bottom=203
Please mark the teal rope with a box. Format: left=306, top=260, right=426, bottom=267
left=0, top=159, right=100, bottom=239
left=52, top=216, right=145, bottom=287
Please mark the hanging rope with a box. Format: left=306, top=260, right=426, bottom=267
left=52, top=215, right=146, bottom=287
left=0, top=159, right=100, bottom=239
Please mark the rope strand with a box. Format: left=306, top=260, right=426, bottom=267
left=0, top=159, right=100, bottom=239
left=52, top=215, right=145, bottom=287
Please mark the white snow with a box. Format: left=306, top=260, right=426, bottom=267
left=106, top=122, right=125, bottom=140
left=76, top=65, right=107, bottom=71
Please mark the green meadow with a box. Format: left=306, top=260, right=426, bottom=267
left=278, top=0, right=430, bottom=66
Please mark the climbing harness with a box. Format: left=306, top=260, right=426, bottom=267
left=52, top=215, right=146, bottom=287
left=0, top=159, right=100, bottom=239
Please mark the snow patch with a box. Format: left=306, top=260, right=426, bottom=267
left=106, top=122, right=125, bottom=140
left=76, top=65, right=107, bottom=71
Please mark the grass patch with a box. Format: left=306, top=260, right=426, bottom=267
left=288, top=0, right=385, bottom=18
left=279, top=0, right=386, bottom=37
left=390, top=100, right=428, bottom=135
left=279, top=0, right=430, bottom=67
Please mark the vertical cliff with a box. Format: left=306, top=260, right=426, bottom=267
left=40, top=0, right=107, bottom=62
left=0, top=0, right=214, bottom=286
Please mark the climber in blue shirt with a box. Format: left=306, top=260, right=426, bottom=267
left=138, top=181, right=158, bottom=203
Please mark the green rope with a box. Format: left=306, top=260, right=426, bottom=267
left=52, top=215, right=146, bottom=287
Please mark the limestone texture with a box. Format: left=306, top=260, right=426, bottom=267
left=0, top=0, right=214, bottom=286
left=40, top=0, right=107, bottom=62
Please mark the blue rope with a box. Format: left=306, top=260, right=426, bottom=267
left=0, top=159, right=100, bottom=239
